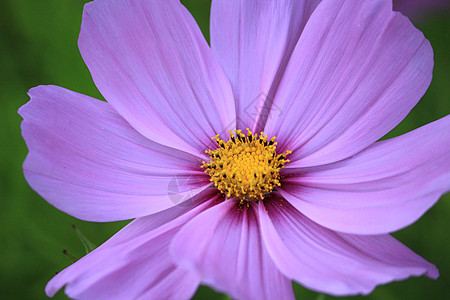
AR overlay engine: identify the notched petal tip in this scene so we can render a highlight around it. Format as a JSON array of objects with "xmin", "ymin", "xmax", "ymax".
[
  {"xmin": 259, "ymin": 196, "xmax": 441, "ymax": 296},
  {"xmin": 20, "ymin": 84, "xmax": 210, "ymax": 222}
]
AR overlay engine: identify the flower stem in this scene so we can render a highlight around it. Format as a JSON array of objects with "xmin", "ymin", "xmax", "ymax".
[{"xmin": 315, "ymin": 294, "xmax": 326, "ymax": 300}]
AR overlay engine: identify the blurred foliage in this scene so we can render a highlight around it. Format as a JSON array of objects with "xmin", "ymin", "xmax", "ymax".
[{"xmin": 0, "ymin": 0, "xmax": 448, "ymax": 299}]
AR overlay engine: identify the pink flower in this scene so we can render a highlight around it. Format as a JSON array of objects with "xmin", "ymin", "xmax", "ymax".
[
  {"xmin": 20, "ymin": 0, "xmax": 449, "ymax": 299},
  {"xmin": 393, "ymin": 0, "xmax": 450, "ymax": 20}
]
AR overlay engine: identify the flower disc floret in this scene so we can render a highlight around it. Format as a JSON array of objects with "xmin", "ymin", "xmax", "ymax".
[{"xmin": 202, "ymin": 129, "xmax": 291, "ymax": 201}]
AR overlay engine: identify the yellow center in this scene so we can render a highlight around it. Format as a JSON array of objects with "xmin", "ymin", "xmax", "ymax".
[{"xmin": 201, "ymin": 129, "xmax": 291, "ymax": 201}]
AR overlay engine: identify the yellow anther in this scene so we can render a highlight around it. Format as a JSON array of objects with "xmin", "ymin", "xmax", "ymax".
[{"xmin": 201, "ymin": 129, "xmax": 291, "ymax": 201}]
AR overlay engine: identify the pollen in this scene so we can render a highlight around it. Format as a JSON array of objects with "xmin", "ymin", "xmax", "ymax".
[{"xmin": 201, "ymin": 129, "xmax": 291, "ymax": 201}]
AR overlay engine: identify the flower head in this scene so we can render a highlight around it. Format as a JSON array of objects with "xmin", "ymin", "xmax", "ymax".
[
  {"xmin": 202, "ymin": 129, "xmax": 291, "ymax": 201},
  {"xmin": 19, "ymin": 0, "xmax": 450, "ymax": 299}
]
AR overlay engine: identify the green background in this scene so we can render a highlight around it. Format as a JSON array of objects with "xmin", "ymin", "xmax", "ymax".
[{"xmin": 1, "ymin": 1, "xmax": 449, "ymax": 299}]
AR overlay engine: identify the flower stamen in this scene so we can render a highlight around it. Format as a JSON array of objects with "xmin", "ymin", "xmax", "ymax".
[{"xmin": 202, "ymin": 129, "xmax": 291, "ymax": 201}]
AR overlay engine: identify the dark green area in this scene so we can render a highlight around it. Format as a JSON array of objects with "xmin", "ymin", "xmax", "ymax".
[{"xmin": 0, "ymin": 1, "xmax": 448, "ymax": 299}]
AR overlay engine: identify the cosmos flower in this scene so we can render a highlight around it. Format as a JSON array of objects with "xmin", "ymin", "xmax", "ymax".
[
  {"xmin": 393, "ymin": 0, "xmax": 450, "ymax": 20},
  {"xmin": 19, "ymin": 0, "xmax": 450, "ymax": 299}
]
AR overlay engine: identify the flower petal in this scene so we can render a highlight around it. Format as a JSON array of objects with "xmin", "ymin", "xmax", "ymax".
[
  {"xmin": 170, "ymin": 200, "xmax": 294, "ymax": 300},
  {"xmin": 280, "ymin": 115, "xmax": 450, "ymax": 234},
  {"xmin": 259, "ymin": 196, "xmax": 438, "ymax": 296},
  {"xmin": 210, "ymin": 0, "xmax": 321, "ymax": 129},
  {"xmin": 20, "ymin": 86, "xmax": 211, "ymax": 222},
  {"xmin": 79, "ymin": 0, "xmax": 235, "ymax": 155},
  {"xmin": 45, "ymin": 192, "xmax": 219, "ymax": 300},
  {"xmin": 264, "ymin": 0, "xmax": 433, "ymax": 167}
]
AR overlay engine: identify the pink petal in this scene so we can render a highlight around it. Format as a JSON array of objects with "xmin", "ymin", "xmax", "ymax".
[
  {"xmin": 210, "ymin": 0, "xmax": 321, "ymax": 129},
  {"xmin": 45, "ymin": 192, "xmax": 220, "ymax": 300},
  {"xmin": 280, "ymin": 115, "xmax": 450, "ymax": 234},
  {"xmin": 259, "ymin": 196, "xmax": 438, "ymax": 296},
  {"xmin": 20, "ymin": 86, "xmax": 211, "ymax": 222},
  {"xmin": 264, "ymin": 0, "xmax": 433, "ymax": 167},
  {"xmin": 170, "ymin": 200, "xmax": 294, "ymax": 300},
  {"xmin": 79, "ymin": 0, "xmax": 235, "ymax": 156}
]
